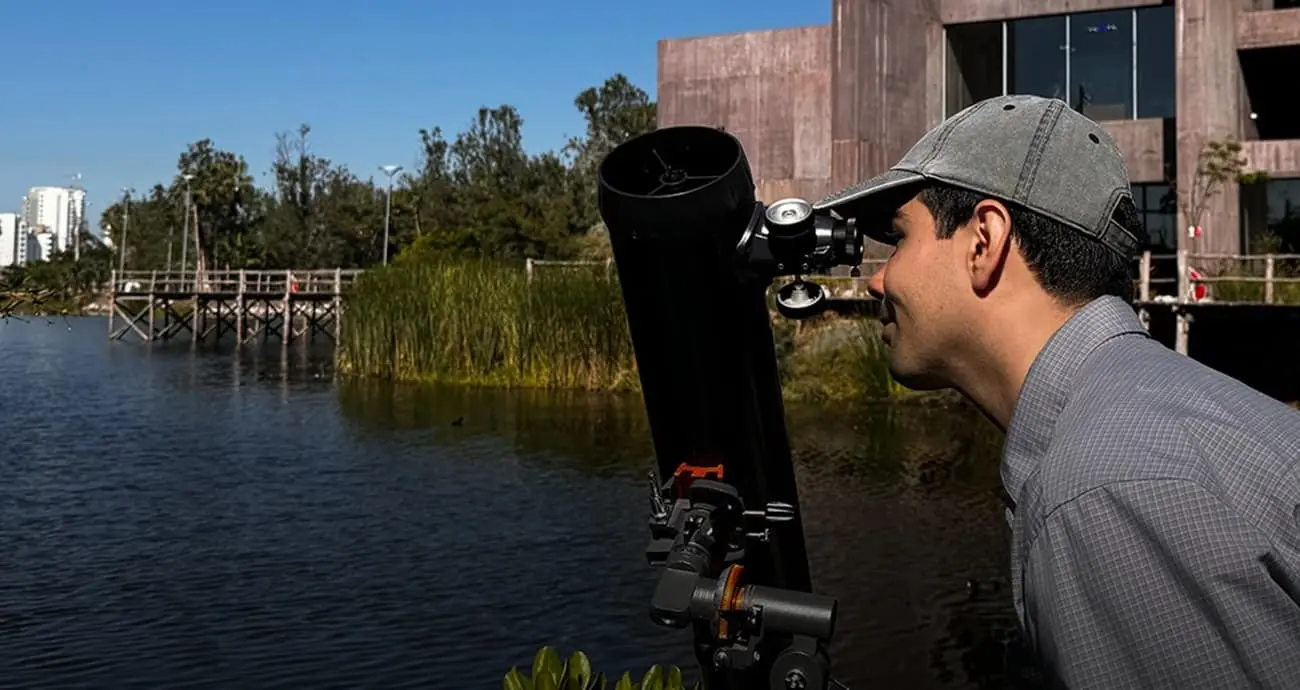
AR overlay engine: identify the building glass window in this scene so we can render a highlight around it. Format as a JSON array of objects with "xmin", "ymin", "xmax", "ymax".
[
  {"xmin": 1007, "ymin": 15, "xmax": 1067, "ymax": 101},
  {"xmin": 1070, "ymin": 9, "xmax": 1134, "ymax": 120},
  {"xmin": 945, "ymin": 21, "xmax": 1003, "ymax": 117},
  {"xmin": 1241, "ymin": 178, "xmax": 1300, "ymax": 254},
  {"xmin": 1134, "ymin": 183, "xmax": 1177, "ymax": 251},
  {"xmin": 1136, "ymin": 5, "xmax": 1175, "ymax": 119},
  {"xmin": 943, "ymin": 7, "xmax": 1175, "ymax": 122}
]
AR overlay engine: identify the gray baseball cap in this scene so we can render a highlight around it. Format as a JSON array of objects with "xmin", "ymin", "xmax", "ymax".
[{"xmin": 813, "ymin": 94, "xmax": 1140, "ymax": 258}]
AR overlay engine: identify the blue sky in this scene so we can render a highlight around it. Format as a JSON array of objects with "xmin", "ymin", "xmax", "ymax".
[{"xmin": 2, "ymin": 0, "xmax": 827, "ymax": 223}]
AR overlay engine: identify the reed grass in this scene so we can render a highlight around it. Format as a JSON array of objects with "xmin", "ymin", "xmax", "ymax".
[
  {"xmin": 337, "ymin": 257, "xmax": 918, "ymax": 401},
  {"xmin": 775, "ymin": 316, "xmax": 915, "ymax": 402},
  {"xmin": 337, "ymin": 257, "xmax": 638, "ymax": 390}
]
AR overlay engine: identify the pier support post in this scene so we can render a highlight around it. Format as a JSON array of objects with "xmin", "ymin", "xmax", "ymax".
[
  {"xmin": 1138, "ymin": 251, "xmax": 1151, "ymax": 302},
  {"xmin": 1175, "ymin": 249, "xmax": 1191, "ymax": 355},
  {"xmin": 108, "ymin": 270, "xmax": 117, "ymax": 336},
  {"xmin": 334, "ymin": 268, "xmax": 343, "ymax": 342},
  {"xmin": 149, "ymin": 271, "xmax": 156, "ymax": 341},
  {"xmin": 236, "ymin": 269, "xmax": 246, "ymax": 345},
  {"xmin": 282, "ymin": 269, "xmax": 293, "ymax": 353},
  {"xmin": 1265, "ymin": 255, "xmax": 1275, "ymax": 304}
]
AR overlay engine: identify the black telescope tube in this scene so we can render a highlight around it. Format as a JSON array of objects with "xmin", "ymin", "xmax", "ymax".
[{"xmin": 597, "ymin": 126, "xmax": 813, "ymax": 594}]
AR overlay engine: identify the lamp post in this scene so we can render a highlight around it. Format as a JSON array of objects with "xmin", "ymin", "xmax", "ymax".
[
  {"xmin": 119, "ymin": 187, "xmax": 134, "ymax": 278},
  {"xmin": 69, "ymin": 173, "xmax": 84, "ymax": 261},
  {"xmin": 379, "ymin": 164, "xmax": 402, "ymax": 265}
]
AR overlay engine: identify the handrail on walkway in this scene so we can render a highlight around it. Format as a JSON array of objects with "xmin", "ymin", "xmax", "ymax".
[{"xmin": 110, "ymin": 268, "xmax": 364, "ymax": 296}]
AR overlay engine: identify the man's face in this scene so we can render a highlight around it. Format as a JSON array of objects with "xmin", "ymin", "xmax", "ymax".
[{"xmin": 864, "ymin": 196, "xmax": 967, "ymax": 390}]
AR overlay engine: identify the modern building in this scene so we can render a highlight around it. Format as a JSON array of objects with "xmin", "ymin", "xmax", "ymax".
[
  {"xmin": 22, "ymin": 185, "xmax": 87, "ymax": 256},
  {"xmin": 656, "ymin": 0, "xmax": 1300, "ymax": 257},
  {"xmin": 0, "ymin": 212, "xmax": 21, "ymax": 268},
  {"xmin": 28, "ymin": 229, "xmax": 54, "ymax": 263}
]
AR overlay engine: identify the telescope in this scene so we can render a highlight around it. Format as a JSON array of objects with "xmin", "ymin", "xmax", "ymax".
[{"xmin": 597, "ymin": 125, "xmax": 868, "ymax": 690}]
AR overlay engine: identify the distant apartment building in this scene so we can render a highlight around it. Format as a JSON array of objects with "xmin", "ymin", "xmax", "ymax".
[
  {"xmin": 22, "ymin": 185, "xmax": 86, "ymax": 256},
  {"xmin": 656, "ymin": 0, "xmax": 1300, "ymax": 257},
  {"xmin": 0, "ymin": 212, "xmax": 21, "ymax": 267},
  {"xmin": 28, "ymin": 230, "xmax": 54, "ymax": 263}
]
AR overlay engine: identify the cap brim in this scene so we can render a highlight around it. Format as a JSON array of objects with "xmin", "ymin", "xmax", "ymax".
[{"xmin": 813, "ymin": 169, "xmax": 926, "ymax": 245}]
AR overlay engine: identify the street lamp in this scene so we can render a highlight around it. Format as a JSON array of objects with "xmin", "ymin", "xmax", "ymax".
[
  {"xmin": 379, "ymin": 164, "xmax": 403, "ymax": 265},
  {"xmin": 69, "ymin": 172, "xmax": 84, "ymax": 261},
  {"xmin": 119, "ymin": 187, "xmax": 134, "ymax": 277}
]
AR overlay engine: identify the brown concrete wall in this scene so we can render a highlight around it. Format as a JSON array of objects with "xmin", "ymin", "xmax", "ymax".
[
  {"xmin": 1102, "ymin": 119, "xmax": 1168, "ymax": 184},
  {"xmin": 657, "ymin": 25, "xmax": 833, "ymax": 205},
  {"xmin": 1243, "ymin": 140, "xmax": 1300, "ymax": 178},
  {"xmin": 830, "ymin": 0, "xmax": 942, "ymax": 192},
  {"xmin": 654, "ymin": 0, "xmax": 1279, "ymax": 257},
  {"xmin": 1177, "ymin": 0, "xmax": 1248, "ymax": 256},
  {"xmin": 939, "ymin": 0, "xmax": 1163, "ymax": 24},
  {"xmin": 1238, "ymin": 8, "xmax": 1300, "ymax": 49}
]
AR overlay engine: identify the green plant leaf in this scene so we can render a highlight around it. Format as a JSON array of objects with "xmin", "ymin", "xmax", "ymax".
[
  {"xmin": 534, "ymin": 646, "xmax": 562, "ymax": 680},
  {"xmin": 503, "ymin": 666, "xmax": 530, "ymax": 690},
  {"xmin": 535, "ymin": 670, "xmax": 559, "ymax": 690},
  {"xmin": 666, "ymin": 666, "xmax": 683, "ymax": 690},
  {"xmin": 567, "ymin": 650, "xmax": 593, "ymax": 687},
  {"xmin": 587, "ymin": 672, "xmax": 607, "ymax": 690},
  {"xmin": 614, "ymin": 671, "xmax": 634, "ymax": 690},
  {"xmin": 641, "ymin": 664, "xmax": 663, "ymax": 690}
]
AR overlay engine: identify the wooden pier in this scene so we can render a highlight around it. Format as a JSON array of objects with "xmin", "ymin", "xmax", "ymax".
[
  {"xmin": 1132, "ymin": 251, "xmax": 1300, "ymax": 355},
  {"xmin": 108, "ymin": 269, "xmax": 363, "ymax": 347}
]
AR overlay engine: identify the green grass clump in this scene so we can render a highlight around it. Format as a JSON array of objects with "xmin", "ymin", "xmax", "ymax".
[
  {"xmin": 337, "ymin": 257, "xmax": 638, "ymax": 391},
  {"xmin": 776, "ymin": 315, "xmax": 915, "ymax": 402},
  {"xmin": 338, "ymin": 256, "xmax": 928, "ymax": 403}
]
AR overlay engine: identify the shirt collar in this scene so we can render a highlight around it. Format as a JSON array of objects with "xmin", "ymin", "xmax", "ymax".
[{"xmin": 1001, "ymin": 295, "xmax": 1151, "ymax": 508}]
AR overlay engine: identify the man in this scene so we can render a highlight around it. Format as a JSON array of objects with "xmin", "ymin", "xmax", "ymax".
[{"xmin": 814, "ymin": 94, "xmax": 1300, "ymax": 688}]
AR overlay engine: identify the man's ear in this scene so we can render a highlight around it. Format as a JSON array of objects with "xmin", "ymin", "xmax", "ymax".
[{"xmin": 966, "ymin": 199, "xmax": 1013, "ymax": 296}]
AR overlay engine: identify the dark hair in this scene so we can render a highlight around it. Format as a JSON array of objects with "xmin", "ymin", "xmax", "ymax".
[{"xmin": 916, "ymin": 183, "xmax": 1143, "ymax": 305}]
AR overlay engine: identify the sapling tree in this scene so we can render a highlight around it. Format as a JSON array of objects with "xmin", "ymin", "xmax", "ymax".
[{"xmin": 1174, "ymin": 139, "xmax": 1269, "ymax": 244}]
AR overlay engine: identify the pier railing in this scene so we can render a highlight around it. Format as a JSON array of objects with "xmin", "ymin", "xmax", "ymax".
[
  {"xmin": 111, "ymin": 269, "xmax": 364, "ymax": 296},
  {"xmin": 524, "ymin": 257, "xmax": 892, "ymax": 298},
  {"xmin": 1135, "ymin": 251, "xmax": 1300, "ymax": 305},
  {"xmin": 111, "ymin": 254, "xmax": 1292, "ymax": 305}
]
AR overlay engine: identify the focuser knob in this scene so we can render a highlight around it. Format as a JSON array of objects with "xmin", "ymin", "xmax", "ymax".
[
  {"xmin": 775, "ymin": 279, "xmax": 827, "ymax": 320},
  {"xmin": 744, "ymin": 501, "xmax": 796, "ymax": 524},
  {"xmin": 742, "ymin": 502, "xmax": 798, "ymax": 541},
  {"xmin": 762, "ymin": 501, "xmax": 796, "ymax": 522}
]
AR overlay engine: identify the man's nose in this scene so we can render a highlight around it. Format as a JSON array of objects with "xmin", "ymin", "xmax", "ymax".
[{"xmin": 865, "ymin": 261, "xmax": 886, "ymax": 301}]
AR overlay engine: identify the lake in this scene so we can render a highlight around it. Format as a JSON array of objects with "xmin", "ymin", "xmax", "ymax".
[{"xmin": 0, "ymin": 315, "xmax": 1034, "ymax": 688}]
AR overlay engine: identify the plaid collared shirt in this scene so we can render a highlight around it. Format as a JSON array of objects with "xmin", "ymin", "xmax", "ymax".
[{"xmin": 1001, "ymin": 295, "xmax": 1300, "ymax": 689}]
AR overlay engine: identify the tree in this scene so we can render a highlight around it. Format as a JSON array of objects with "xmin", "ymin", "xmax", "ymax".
[
  {"xmin": 91, "ymin": 73, "xmax": 657, "ymax": 280},
  {"xmin": 1174, "ymin": 139, "xmax": 1269, "ymax": 243},
  {"xmin": 563, "ymin": 74, "xmax": 658, "ymax": 232}
]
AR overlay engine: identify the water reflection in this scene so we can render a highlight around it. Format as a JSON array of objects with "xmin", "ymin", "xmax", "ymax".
[
  {"xmin": 339, "ymin": 380, "xmax": 655, "ymax": 477},
  {"xmin": 339, "ymin": 379, "xmax": 1038, "ymax": 688},
  {"xmin": 1, "ymin": 317, "xmax": 1036, "ymax": 688}
]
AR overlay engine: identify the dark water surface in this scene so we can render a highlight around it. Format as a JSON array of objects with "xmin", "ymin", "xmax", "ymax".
[{"xmin": 0, "ymin": 316, "xmax": 1030, "ymax": 689}]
